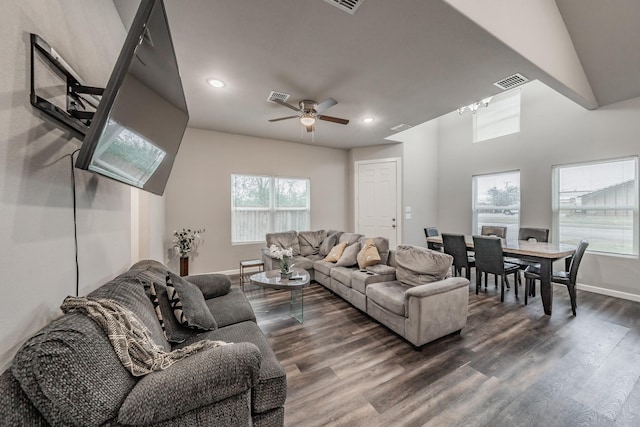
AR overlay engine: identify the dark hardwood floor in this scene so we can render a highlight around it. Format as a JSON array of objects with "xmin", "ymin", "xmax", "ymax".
[{"xmin": 237, "ymin": 275, "xmax": 640, "ymax": 427}]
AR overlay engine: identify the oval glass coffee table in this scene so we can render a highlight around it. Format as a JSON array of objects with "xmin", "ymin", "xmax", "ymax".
[{"xmin": 249, "ymin": 268, "xmax": 310, "ymax": 323}]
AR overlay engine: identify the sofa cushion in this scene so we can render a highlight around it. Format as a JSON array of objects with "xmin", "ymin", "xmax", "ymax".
[
  {"xmin": 330, "ymin": 266, "xmax": 355, "ymax": 287},
  {"xmin": 394, "ymin": 245, "xmax": 453, "ymax": 287},
  {"xmin": 118, "ymin": 343, "xmax": 260, "ymax": 425},
  {"xmin": 166, "ymin": 272, "xmax": 217, "ymax": 331},
  {"xmin": 12, "ymin": 312, "xmax": 138, "ymax": 426},
  {"xmin": 338, "ymin": 232, "xmax": 364, "ymax": 246},
  {"xmin": 298, "ymin": 230, "xmax": 327, "ymax": 256},
  {"xmin": 175, "ymin": 321, "xmax": 287, "ymax": 415},
  {"xmin": 319, "ymin": 234, "xmax": 338, "ymax": 256},
  {"xmin": 366, "ymin": 281, "xmax": 413, "ymax": 316},
  {"xmin": 365, "ymin": 263, "xmax": 396, "ymax": 277},
  {"xmin": 266, "ymin": 230, "xmax": 300, "ymax": 256},
  {"xmin": 313, "ymin": 260, "xmax": 335, "ymax": 276},
  {"xmin": 291, "ymin": 255, "xmax": 315, "ymax": 271},
  {"xmin": 324, "ymin": 242, "xmax": 347, "ymax": 262},
  {"xmin": 357, "ymin": 238, "xmax": 382, "ymax": 269},
  {"xmin": 205, "ymin": 288, "xmax": 257, "ymax": 328},
  {"xmin": 336, "ymin": 242, "xmax": 361, "ymax": 267},
  {"xmin": 183, "ymin": 273, "xmax": 231, "ymax": 299}
]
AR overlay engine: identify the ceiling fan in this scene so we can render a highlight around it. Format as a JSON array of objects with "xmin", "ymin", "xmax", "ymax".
[{"xmin": 269, "ymin": 98, "xmax": 349, "ymax": 132}]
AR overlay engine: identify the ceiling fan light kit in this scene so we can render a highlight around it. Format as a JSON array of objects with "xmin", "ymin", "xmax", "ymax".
[{"xmin": 269, "ymin": 96, "xmax": 349, "ymax": 136}]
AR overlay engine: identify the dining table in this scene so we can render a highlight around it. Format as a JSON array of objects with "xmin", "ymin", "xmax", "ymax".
[{"xmin": 426, "ymin": 235, "xmax": 576, "ymax": 315}]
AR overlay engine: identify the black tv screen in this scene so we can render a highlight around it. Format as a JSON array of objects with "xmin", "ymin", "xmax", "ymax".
[{"xmin": 75, "ymin": 0, "xmax": 188, "ymax": 196}]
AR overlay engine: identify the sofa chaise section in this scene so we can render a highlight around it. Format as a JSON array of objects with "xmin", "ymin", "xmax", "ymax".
[{"xmin": 1, "ymin": 260, "xmax": 286, "ymax": 426}]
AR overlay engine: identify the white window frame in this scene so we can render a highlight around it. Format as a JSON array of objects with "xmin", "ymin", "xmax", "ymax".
[
  {"xmin": 231, "ymin": 174, "xmax": 310, "ymax": 244},
  {"xmin": 473, "ymin": 88, "xmax": 521, "ymax": 143},
  {"xmin": 472, "ymin": 170, "xmax": 521, "ymax": 246},
  {"xmin": 552, "ymin": 157, "xmax": 639, "ymax": 257}
]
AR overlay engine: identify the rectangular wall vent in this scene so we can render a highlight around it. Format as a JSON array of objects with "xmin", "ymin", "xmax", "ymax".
[
  {"xmin": 494, "ymin": 73, "xmax": 529, "ymax": 90},
  {"xmin": 323, "ymin": 0, "xmax": 363, "ymax": 15},
  {"xmin": 390, "ymin": 123, "xmax": 412, "ymax": 132},
  {"xmin": 267, "ymin": 90, "xmax": 290, "ymax": 103}
]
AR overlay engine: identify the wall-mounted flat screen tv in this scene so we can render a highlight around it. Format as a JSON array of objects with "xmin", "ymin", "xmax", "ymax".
[{"xmin": 75, "ymin": 0, "xmax": 188, "ymax": 196}]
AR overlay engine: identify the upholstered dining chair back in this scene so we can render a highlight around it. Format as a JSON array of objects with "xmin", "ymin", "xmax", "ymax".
[
  {"xmin": 518, "ymin": 227, "xmax": 549, "ymax": 242},
  {"xmin": 424, "ymin": 227, "xmax": 439, "ymax": 238},
  {"xmin": 472, "ymin": 235, "xmax": 505, "ymax": 276},
  {"xmin": 481, "ymin": 225, "xmax": 507, "ymax": 239},
  {"xmin": 442, "ymin": 233, "xmax": 474, "ymax": 279}
]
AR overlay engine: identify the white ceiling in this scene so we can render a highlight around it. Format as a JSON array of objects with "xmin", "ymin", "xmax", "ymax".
[{"xmin": 115, "ymin": 0, "xmax": 640, "ymax": 149}]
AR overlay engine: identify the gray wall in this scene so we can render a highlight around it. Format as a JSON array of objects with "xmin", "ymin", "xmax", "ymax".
[
  {"xmin": 0, "ymin": 1, "xmax": 132, "ymax": 370},
  {"xmin": 436, "ymin": 80, "xmax": 640, "ymax": 298},
  {"xmin": 164, "ymin": 128, "xmax": 350, "ymax": 274}
]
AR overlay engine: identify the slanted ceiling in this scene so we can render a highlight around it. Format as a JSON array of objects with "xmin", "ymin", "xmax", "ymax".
[{"xmin": 113, "ymin": 0, "xmax": 640, "ymax": 149}]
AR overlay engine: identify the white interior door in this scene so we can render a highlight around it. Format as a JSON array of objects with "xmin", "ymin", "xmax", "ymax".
[{"xmin": 356, "ymin": 159, "xmax": 400, "ymax": 247}]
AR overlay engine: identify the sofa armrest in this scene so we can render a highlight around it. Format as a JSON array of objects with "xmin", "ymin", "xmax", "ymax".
[
  {"xmin": 118, "ymin": 342, "xmax": 261, "ymax": 425},
  {"xmin": 185, "ymin": 273, "xmax": 231, "ymax": 299},
  {"xmin": 404, "ymin": 277, "xmax": 469, "ymax": 299},
  {"xmin": 261, "ymin": 248, "xmax": 279, "ymax": 271},
  {"xmin": 404, "ymin": 277, "xmax": 469, "ymax": 347}
]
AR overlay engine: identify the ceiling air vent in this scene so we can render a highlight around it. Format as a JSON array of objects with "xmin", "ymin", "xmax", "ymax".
[
  {"xmin": 267, "ymin": 90, "xmax": 290, "ymax": 103},
  {"xmin": 323, "ymin": 0, "xmax": 363, "ymax": 15},
  {"xmin": 494, "ymin": 73, "xmax": 529, "ymax": 90},
  {"xmin": 390, "ymin": 123, "xmax": 412, "ymax": 132}
]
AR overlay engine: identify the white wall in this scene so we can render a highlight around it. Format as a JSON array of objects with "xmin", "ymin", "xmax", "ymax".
[
  {"xmin": 0, "ymin": 1, "xmax": 132, "ymax": 371},
  {"xmin": 397, "ymin": 122, "xmax": 440, "ymax": 246},
  {"xmin": 436, "ymin": 80, "xmax": 640, "ymax": 298},
  {"xmin": 164, "ymin": 128, "xmax": 350, "ymax": 274}
]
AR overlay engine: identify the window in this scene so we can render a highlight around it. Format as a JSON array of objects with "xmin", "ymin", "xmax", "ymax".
[
  {"xmin": 473, "ymin": 171, "xmax": 521, "ymax": 246},
  {"xmin": 553, "ymin": 157, "xmax": 638, "ymax": 256},
  {"xmin": 473, "ymin": 89, "xmax": 521, "ymax": 143},
  {"xmin": 231, "ymin": 174, "xmax": 310, "ymax": 244}
]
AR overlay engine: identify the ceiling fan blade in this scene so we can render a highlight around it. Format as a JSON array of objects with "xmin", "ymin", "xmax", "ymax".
[
  {"xmin": 272, "ymin": 98, "xmax": 301, "ymax": 112},
  {"xmin": 318, "ymin": 115, "xmax": 349, "ymax": 125},
  {"xmin": 268, "ymin": 115, "xmax": 299, "ymax": 122},
  {"xmin": 316, "ymin": 98, "xmax": 337, "ymax": 114},
  {"xmin": 306, "ymin": 124, "xmax": 314, "ymax": 133}
]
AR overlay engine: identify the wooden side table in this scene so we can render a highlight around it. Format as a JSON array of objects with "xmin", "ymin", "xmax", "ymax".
[{"xmin": 239, "ymin": 259, "xmax": 264, "ymax": 291}]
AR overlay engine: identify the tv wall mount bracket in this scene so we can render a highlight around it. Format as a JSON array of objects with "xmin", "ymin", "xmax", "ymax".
[{"xmin": 30, "ymin": 33, "xmax": 104, "ymax": 139}]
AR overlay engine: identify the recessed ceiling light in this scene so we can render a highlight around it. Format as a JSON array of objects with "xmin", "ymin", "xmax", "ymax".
[
  {"xmin": 363, "ymin": 117, "xmax": 375, "ymax": 123},
  {"xmin": 207, "ymin": 78, "xmax": 225, "ymax": 88}
]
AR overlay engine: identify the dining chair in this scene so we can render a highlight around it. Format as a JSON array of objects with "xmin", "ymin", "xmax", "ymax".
[
  {"xmin": 424, "ymin": 227, "xmax": 442, "ymax": 251},
  {"xmin": 506, "ymin": 227, "xmax": 550, "ymax": 294},
  {"xmin": 481, "ymin": 225, "xmax": 507, "ymax": 239},
  {"xmin": 524, "ymin": 240, "xmax": 589, "ymax": 315},
  {"xmin": 472, "ymin": 235, "xmax": 520, "ymax": 302},
  {"xmin": 442, "ymin": 233, "xmax": 475, "ymax": 280},
  {"xmin": 479, "ymin": 225, "xmax": 512, "ymax": 286}
]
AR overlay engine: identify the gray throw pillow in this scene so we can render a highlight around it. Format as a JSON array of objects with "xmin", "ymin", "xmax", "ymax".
[
  {"xmin": 335, "ymin": 242, "xmax": 361, "ymax": 267},
  {"xmin": 394, "ymin": 245, "xmax": 453, "ymax": 286},
  {"xmin": 319, "ymin": 234, "xmax": 337, "ymax": 256},
  {"xmin": 166, "ymin": 272, "xmax": 217, "ymax": 331}
]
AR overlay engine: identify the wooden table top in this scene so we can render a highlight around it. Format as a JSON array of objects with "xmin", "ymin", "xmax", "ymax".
[{"xmin": 427, "ymin": 235, "xmax": 576, "ymax": 259}]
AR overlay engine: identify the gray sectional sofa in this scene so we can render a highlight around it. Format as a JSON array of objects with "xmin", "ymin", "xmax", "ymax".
[
  {"xmin": 263, "ymin": 230, "xmax": 470, "ymax": 347},
  {"xmin": 0, "ymin": 260, "xmax": 286, "ymax": 426}
]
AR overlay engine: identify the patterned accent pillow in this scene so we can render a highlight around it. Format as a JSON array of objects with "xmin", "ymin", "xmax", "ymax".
[
  {"xmin": 148, "ymin": 282, "xmax": 168, "ymax": 341},
  {"xmin": 165, "ymin": 272, "xmax": 217, "ymax": 330}
]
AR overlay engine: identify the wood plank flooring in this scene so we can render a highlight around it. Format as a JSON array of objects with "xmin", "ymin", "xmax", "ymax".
[{"xmin": 237, "ymin": 276, "xmax": 640, "ymax": 427}]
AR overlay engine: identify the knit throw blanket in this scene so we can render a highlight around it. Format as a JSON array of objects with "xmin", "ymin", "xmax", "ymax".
[{"xmin": 61, "ymin": 296, "xmax": 228, "ymax": 377}]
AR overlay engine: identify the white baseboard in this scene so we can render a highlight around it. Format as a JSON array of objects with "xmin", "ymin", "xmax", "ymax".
[
  {"xmin": 188, "ymin": 269, "xmax": 240, "ymax": 277},
  {"xmin": 576, "ymin": 283, "xmax": 640, "ymax": 303}
]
